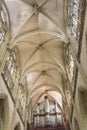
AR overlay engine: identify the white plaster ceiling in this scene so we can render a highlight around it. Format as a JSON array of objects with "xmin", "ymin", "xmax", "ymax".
[{"xmin": 5, "ymin": 0, "xmax": 68, "ymax": 108}]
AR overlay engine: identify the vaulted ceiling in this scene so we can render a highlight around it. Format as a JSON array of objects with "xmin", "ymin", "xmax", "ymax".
[{"xmin": 5, "ymin": 0, "xmax": 68, "ymax": 110}]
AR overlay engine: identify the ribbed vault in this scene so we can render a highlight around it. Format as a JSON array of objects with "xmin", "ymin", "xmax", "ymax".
[{"xmin": 5, "ymin": 0, "xmax": 68, "ymax": 111}]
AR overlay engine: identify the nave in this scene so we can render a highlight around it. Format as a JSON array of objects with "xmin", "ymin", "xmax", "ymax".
[{"xmin": 0, "ymin": 0, "xmax": 87, "ymax": 130}]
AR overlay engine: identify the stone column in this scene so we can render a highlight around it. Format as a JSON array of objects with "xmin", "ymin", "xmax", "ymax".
[{"xmin": 44, "ymin": 96, "xmax": 50, "ymax": 127}]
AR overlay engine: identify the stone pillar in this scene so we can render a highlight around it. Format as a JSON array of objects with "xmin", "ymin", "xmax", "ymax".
[
  {"xmin": 36, "ymin": 103, "xmax": 40, "ymax": 127},
  {"xmin": 44, "ymin": 96, "xmax": 50, "ymax": 127}
]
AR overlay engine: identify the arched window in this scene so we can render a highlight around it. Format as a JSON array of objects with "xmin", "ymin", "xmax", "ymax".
[
  {"xmin": 67, "ymin": 0, "xmax": 85, "ymax": 46},
  {"xmin": 0, "ymin": 2, "xmax": 8, "ymax": 45},
  {"xmin": 2, "ymin": 50, "xmax": 17, "ymax": 94},
  {"xmin": 6, "ymin": 50, "xmax": 17, "ymax": 83},
  {"xmin": 66, "ymin": 45, "xmax": 76, "ymax": 84},
  {"xmin": 18, "ymin": 79, "xmax": 26, "ymax": 121}
]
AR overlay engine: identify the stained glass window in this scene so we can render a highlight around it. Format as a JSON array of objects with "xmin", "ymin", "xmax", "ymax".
[
  {"xmin": 0, "ymin": 2, "xmax": 8, "ymax": 45},
  {"xmin": 18, "ymin": 81, "xmax": 26, "ymax": 121},
  {"xmin": 0, "ymin": 33, "xmax": 3, "ymax": 44},
  {"xmin": 67, "ymin": 0, "xmax": 85, "ymax": 82},
  {"xmin": 2, "ymin": 50, "xmax": 17, "ymax": 93},
  {"xmin": 1, "ymin": 10, "xmax": 6, "ymax": 23},
  {"xmin": 68, "ymin": 0, "xmax": 85, "ymax": 42},
  {"xmin": 66, "ymin": 45, "xmax": 75, "ymax": 83}
]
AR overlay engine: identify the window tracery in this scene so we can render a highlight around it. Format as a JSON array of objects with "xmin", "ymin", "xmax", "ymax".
[
  {"xmin": 0, "ymin": 2, "xmax": 8, "ymax": 45},
  {"xmin": 18, "ymin": 80, "xmax": 26, "ymax": 121},
  {"xmin": 68, "ymin": 0, "xmax": 85, "ymax": 42},
  {"xmin": 2, "ymin": 50, "xmax": 17, "ymax": 94},
  {"xmin": 66, "ymin": 45, "xmax": 76, "ymax": 83}
]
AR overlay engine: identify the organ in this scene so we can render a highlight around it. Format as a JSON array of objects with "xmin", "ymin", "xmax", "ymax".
[{"xmin": 33, "ymin": 96, "xmax": 63, "ymax": 129}]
